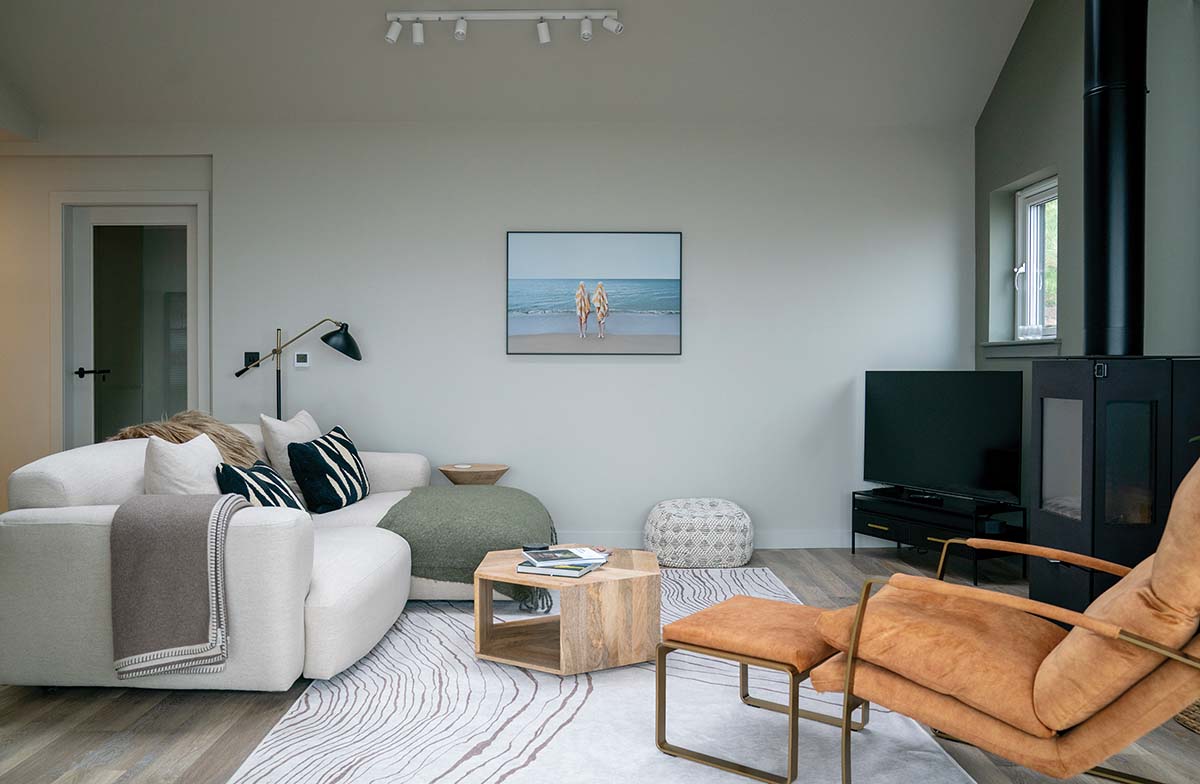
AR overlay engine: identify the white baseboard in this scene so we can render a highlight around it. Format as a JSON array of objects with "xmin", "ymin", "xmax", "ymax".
[{"xmin": 556, "ymin": 529, "xmax": 897, "ymax": 550}]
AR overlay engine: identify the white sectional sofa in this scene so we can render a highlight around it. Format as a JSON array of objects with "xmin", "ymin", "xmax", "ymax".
[{"xmin": 0, "ymin": 425, "xmax": 431, "ymax": 691}]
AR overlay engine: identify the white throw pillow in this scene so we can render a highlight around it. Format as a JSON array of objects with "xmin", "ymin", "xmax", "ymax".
[
  {"xmin": 144, "ymin": 434, "xmax": 223, "ymax": 495},
  {"xmin": 259, "ymin": 409, "xmax": 322, "ymax": 492}
]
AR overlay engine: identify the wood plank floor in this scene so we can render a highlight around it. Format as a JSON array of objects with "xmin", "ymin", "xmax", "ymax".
[{"xmin": 0, "ymin": 547, "xmax": 1196, "ymax": 783}]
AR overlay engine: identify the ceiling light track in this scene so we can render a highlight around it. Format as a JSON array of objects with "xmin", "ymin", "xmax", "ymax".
[{"xmin": 384, "ymin": 8, "xmax": 623, "ymax": 44}]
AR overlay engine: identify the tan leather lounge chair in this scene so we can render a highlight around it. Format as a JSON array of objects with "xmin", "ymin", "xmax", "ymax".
[{"xmin": 811, "ymin": 461, "xmax": 1200, "ymax": 784}]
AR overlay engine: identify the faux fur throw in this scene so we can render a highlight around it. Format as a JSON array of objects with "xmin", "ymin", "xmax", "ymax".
[{"xmin": 110, "ymin": 410, "xmax": 259, "ymax": 468}]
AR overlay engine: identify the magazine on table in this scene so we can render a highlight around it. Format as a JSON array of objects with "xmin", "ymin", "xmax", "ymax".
[
  {"xmin": 516, "ymin": 562, "xmax": 603, "ymax": 578},
  {"xmin": 521, "ymin": 547, "xmax": 609, "ymax": 567}
]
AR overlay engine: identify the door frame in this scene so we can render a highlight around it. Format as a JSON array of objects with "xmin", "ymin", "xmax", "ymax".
[{"xmin": 49, "ymin": 191, "xmax": 211, "ymax": 450}]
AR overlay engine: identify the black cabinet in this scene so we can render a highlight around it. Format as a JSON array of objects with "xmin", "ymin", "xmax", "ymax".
[
  {"xmin": 851, "ymin": 489, "xmax": 1027, "ymax": 584},
  {"xmin": 1030, "ymin": 357, "xmax": 1200, "ymax": 610}
]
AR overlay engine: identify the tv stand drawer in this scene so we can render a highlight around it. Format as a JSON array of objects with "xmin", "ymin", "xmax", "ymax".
[{"xmin": 852, "ymin": 511, "xmax": 908, "ymax": 541}]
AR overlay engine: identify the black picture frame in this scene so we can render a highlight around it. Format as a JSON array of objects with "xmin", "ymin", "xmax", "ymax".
[{"xmin": 506, "ymin": 231, "xmax": 683, "ymax": 356}]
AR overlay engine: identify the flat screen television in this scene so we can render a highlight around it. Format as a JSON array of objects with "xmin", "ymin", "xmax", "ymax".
[{"xmin": 864, "ymin": 371, "xmax": 1023, "ymax": 504}]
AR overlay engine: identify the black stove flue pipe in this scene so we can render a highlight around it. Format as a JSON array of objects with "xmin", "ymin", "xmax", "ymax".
[{"xmin": 1083, "ymin": 0, "xmax": 1148, "ymax": 356}]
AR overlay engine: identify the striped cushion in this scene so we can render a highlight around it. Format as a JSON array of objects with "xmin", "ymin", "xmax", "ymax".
[
  {"xmin": 215, "ymin": 460, "xmax": 304, "ymax": 509},
  {"xmin": 287, "ymin": 426, "xmax": 371, "ymax": 514}
]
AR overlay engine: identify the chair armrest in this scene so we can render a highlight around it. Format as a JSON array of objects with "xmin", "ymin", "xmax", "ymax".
[
  {"xmin": 934, "ymin": 537, "xmax": 1131, "ymax": 579},
  {"xmin": 359, "ymin": 451, "xmax": 431, "ymax": 492},
  {"xmin": 964, "ymin": 538, "xmax": 1132, "ymax": 577},
  {"xmin": 890, "ymin": 573, "xmax": 1121, "ymax": 638}
]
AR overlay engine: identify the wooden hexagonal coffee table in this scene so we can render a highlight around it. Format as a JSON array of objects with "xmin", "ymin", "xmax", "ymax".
[{"xmin": 473, "ymin": 546, "xmax": 662, "ymax": 676}]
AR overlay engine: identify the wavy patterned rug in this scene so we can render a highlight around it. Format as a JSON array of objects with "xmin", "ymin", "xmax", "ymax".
[{"xmin": 231, "ymin": 569, "xmax": 972, "ymax": 783}]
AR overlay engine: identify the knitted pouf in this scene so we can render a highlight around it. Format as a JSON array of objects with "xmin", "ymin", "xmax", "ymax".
[{"xmin": 644, "ymin": 498, "xmax": 754, "ymax": 568}]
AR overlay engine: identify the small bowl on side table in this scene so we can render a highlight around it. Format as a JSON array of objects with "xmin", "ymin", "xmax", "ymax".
[{"xmin": 438, "ymin": 463, "xmax": 509, "ymax": 485}]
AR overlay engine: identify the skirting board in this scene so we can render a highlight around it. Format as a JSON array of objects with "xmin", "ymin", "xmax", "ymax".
[{"xmin": 556, "ymin": 529, "xmax": 891, "ymax": 550}]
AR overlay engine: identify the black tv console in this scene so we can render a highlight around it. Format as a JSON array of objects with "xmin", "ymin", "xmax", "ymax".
[{"xmin": 851, "ymin": 488, "xmax": 1028, "ymax": 585}]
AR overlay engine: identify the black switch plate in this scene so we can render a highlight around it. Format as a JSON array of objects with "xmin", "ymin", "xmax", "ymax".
[{"xmin": 244, "ymin": 351, "xmax": 260, "ymax": 367}]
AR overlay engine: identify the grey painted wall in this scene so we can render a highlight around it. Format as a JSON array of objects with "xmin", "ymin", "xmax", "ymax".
[
  {"xmin": 205, "ymin": 123, "xmax": 975, "ymax": 547},
  {"xmin": 0, "ymin": 122, "xmax": 974, "ymax": 544},
  {"xmin": 974, "ymin": 0, "xmax": 1200, "ymax": 508}
]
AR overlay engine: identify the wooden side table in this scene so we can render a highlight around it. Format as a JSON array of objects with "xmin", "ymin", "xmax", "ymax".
[
  {"xmin": 438, "ymin": 463, "xmax": 509, "ymax": 485},
  {"xmin": 473, "ymin": 546, "xmax": 661, "ymax": 676}
]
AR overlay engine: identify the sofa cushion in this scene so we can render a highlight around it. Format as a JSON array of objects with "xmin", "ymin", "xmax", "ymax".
[
  {"xmin": 305, "ymin": 527, "xmax": 411, "ymax": 679},
  {"xmin": 259, "ymin": 410, "xmax": 321, "ymax": 494},
  {"xmin": 312, "ymin": 490, "xmax": 410, "ymax": 529},
  {"xmin": 7, "ymin": 439, "xmax": 148, "ymax": 510},
  {"xmin": 663, "ymin": 595, "xmax": 835, "ymax": 672},
  {"xmin": 144, "ymin": 434, "xmax": 222, "ymax": 495},
  {"xmin": 288, "ymin": 427, "xmax": 370, "ymax": 514},
  {"xmin": 1034, "ymin": 555, "xmax": 1200, "ymax": 731},
  {"xmin": 817, "ymin": 584, "xmax": 1067, "ymax": 738},
  {"xmin": 217, "ymin": 460, "xmax": 304, "ymax": 509}
]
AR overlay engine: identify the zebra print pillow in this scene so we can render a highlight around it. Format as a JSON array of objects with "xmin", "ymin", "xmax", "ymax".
[
  {"xmin": 287, "ymin": 426, "xmax": 371, "ymax": 514},
  {"xmin": 215, "ymin": 460, "xmax": 304, "ymax": 509}
]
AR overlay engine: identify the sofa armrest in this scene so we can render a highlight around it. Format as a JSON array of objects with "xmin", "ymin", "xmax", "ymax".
[
  {"xmin": 0, "ymin": 504, "xmax": 314, "ymax": 690},
  {"xmin": 360, "ymin": 451, "xmax": 431, "ymax": 492}
]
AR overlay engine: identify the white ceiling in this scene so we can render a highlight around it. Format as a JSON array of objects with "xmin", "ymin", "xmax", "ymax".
[{"xmin": 0, "ymin": 0, "xmax": 1031, "ymax": 128}]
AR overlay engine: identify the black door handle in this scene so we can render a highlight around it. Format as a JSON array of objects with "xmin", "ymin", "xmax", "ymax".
[{"xmin": 75, "ymin": 367, "xmax": 112, "ymax": 379}]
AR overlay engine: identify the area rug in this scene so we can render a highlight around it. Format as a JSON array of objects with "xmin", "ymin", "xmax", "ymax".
[{"xmin": 230, "ymin": 569, "xmax": 973, "ymax": 783}]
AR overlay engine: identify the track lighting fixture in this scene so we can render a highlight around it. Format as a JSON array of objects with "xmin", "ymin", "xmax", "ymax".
[{"xmin": 383, "ymin": 10, "xmax": 622, "ymax": 46}]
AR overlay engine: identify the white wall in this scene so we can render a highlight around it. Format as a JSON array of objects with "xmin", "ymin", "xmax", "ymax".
[
  {"xmin": 0, "ymin": 155, "xmax": 211, "ymax": 510},
  {"xmin": 0, "ymin": 74, "xmax": 35, "ymax": 141},
  {"xmin": 1, "ymin": 123, "xmax": 974, "ymax": 545}
]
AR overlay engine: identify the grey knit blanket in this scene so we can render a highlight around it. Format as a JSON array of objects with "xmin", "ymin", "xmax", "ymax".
[{"xmin": 111, "ymin": 493, "xmax": 247, "ymax": 679}]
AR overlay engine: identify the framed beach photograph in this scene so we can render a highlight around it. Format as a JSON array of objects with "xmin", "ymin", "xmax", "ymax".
[{"xmin": 506, "ymin": 231, "xmax": 682, "ymax": 355}]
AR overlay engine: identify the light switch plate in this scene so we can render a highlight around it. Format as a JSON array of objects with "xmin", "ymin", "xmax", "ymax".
[{"xmin": 294, "ymin": 352, "xmax": 310, "ymax": 368}]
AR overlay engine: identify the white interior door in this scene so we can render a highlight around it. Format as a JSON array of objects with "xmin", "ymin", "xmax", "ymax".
[{"xmin": 64, "ymin": 205, "xmax": 202, "ymax": 448}]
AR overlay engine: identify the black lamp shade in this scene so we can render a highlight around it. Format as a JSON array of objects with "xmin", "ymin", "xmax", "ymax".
[{"xmin": 321, "ymin": 323, "xmax": 362, "ymax": 361}]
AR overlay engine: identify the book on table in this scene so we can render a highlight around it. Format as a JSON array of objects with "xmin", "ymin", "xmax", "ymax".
[
  {"xmin": 521, "ymin": 547, "xmax": 608, "ymax": 567},
  {"xmin": 516, "ymin": 561, "xmax": 603, "ymax": 578}
]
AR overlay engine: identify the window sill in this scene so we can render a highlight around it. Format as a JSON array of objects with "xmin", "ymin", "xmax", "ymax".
[
  {"xmin": 981, "ymin": 339, "xmax": 1060, "ymax": 347},
  {"xmin": 980, "ymin": 338, "xmax": 1062, "ymax": 359}
]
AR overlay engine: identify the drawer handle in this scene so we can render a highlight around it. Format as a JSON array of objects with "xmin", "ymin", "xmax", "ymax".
[
  {"xmin": 867, "ymin": 523, "xmax": 889, "ymax": 532},
  {"xmin": 927, "ymin": 536, "xmax": 949, "ymax": 544}
]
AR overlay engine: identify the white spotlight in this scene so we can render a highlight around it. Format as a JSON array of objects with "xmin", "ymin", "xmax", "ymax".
[
  {"xmin": 385, "ymin": 20, "xmax": 403, "ymax": 44},
  {"xmin": 454, "ymin": 17, "xmax": 467, "ymax": 41},
  {"xmin": 602, "ymin": 16, "xmax": 623, "ymax": 35},
  {"xmin": 536, "ymin": 18, "xmax": 551, "ymax": 44},
  {"xmin": 412, "ymin": 20, "xmax": 424, "ymax": 45},
  {"xmin": 580, "ymin": 17, "xmax": 593, "ymax": 41}
]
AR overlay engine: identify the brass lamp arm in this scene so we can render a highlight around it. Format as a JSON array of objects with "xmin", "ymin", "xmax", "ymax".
[{"xmin": 235, "ymin": 318, "xmax": 344, "ymax": 375}]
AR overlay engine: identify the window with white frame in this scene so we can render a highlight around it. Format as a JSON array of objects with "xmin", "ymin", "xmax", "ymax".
[{"xmin": 1014, "ymin": 177, "xmax": 1058, "ymax": 340}]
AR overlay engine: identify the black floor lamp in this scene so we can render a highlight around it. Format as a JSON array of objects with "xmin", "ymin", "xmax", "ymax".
[{"xmin": 235, "ymin": 318, "xmax": 362, "ymax": 419}]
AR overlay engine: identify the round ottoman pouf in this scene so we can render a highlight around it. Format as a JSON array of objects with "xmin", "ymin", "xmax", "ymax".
[{"xmin": 644, "ymin": 498, "xmax": 754, "ymax": 568}]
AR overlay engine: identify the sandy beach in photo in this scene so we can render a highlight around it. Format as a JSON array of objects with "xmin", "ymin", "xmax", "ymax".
[
  {"xmin": 508, "ymin": 333, "xmax": 680, "ymax": 354},
  {"xmin": 507, "ymin": 311, "xmax": 680, "ymax": 354}
]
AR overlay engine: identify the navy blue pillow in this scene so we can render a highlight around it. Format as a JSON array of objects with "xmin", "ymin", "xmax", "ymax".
[
  {"xmin": 287, "ymin": 426, "xmax": 371, "ymax": 514},
  {"xmin": 216, "ymin": 460, "xmax": 304, "ymax": 509}
]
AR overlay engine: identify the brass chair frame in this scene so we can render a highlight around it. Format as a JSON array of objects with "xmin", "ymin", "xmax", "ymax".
[
  {"xmin": 837, "ymin": 538, "xmax": 1200, "ymax": 784},
  {"xmin": 657, "ymin": 639, "xmax": 869, "ymax": 784}
]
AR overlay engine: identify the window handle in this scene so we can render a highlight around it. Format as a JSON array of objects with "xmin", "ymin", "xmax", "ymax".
[{"xmin": 1013, "ymin": 263, "xmax": 1026, "ymax": 291}]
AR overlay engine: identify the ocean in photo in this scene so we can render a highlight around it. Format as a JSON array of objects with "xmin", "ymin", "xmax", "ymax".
[{"xmin": 507, "ymin": 278, "xmax": 680, "ymax": 337}]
